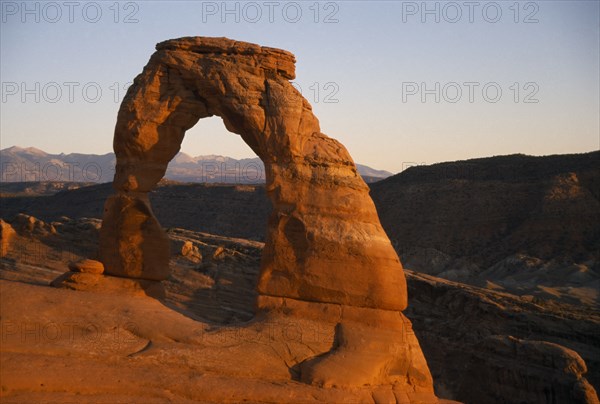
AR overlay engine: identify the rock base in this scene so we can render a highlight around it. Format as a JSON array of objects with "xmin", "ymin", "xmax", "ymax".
[{"xmin": 258, "ymin": 295, "xmax": 436, "ymax": 396}]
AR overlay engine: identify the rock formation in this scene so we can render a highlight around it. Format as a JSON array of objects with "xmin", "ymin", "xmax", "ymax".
[
  {"xmin": 405, "ymin": 269, "xmax": 600, "ymax": 403},
  {"xmin": 0, "ymin": 219, "xmax": 16, "ymax": 257},
  {"xmin": 98, "ymin": 36, "xmax": 407, "ymax": 310},
  {"xmin": 458, "ymin": 336, "xmax": 599, "ymax": 403},
  {"xmin": 55, "ymin": 36, "xmax": 437, "ymax": 397}
]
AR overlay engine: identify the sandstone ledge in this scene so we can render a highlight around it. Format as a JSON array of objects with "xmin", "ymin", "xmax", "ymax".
[{"xmin": 52, "ymin": 271, "xmax": 165, "ymax": 299}]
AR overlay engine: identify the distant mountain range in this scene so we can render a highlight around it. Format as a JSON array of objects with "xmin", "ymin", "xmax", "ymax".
[{"xmin": 0, "ymin": 146, "xmax": 392, "ymax": 184}]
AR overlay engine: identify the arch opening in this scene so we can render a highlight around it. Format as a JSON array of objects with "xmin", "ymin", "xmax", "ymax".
[
  {"xmin": 181, "ymin": 116, "xmax": 258, "ymax": 161},
  {"xmin": 167, "ymin": 115, "xmax": 264, "ymax": 184}
]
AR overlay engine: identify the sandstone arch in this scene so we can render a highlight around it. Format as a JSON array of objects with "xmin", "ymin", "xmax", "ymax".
[
  {"xmin": 98, "ymin": 37, "xmax": 408, "ymax": 311},
  {"xmin": 94, "ymin": 37, "xmax": 437, "ymax": 394}
]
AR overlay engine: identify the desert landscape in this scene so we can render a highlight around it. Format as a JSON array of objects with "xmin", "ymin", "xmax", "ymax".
[
  {"xmin": 2, "ymin": 148, "xmax": 599, "ymax": 403},
  {"xmin": 2, "ymin": 2, "xmax": 599, "ymax": 404}
]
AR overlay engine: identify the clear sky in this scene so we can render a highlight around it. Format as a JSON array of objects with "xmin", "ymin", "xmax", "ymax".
[{"xmin": 1, "ymin": 0, "xmax": 598, "ymax": 173}]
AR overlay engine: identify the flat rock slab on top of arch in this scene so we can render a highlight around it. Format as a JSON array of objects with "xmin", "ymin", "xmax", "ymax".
[{"xmin": 98, "ymin": 36, "xmax": 408, "ymax": 312}]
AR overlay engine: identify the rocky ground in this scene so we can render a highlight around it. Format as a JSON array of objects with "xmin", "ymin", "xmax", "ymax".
[
  {"xmin": 0, "ymin": 215, "xmax": 445, "ymax": 403},
  {"xmin": 1, "ymin": 215, "xmax": 598, "ymax": 403}
]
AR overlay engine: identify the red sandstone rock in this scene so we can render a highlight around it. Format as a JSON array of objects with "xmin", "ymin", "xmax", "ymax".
[
  {"xmin": 68, "ymin": 259, "xmax": 105, "ymax": 274},
  {"xmin": 0, "ymin": 220, "xmax": 16, "ymax": 258}
]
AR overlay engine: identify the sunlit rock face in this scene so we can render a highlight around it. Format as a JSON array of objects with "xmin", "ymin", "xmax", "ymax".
[{"xmin": 96, "ymin": 36, "xmax": 437, "ymax": 395}]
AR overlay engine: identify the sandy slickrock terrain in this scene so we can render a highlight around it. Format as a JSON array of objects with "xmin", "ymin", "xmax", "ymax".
[
  {"xmin": 1, "ymin": 215, "xmax": 598, "ymax": 403},
  {"xmin": 1, "ymin": 216, "xmax": 451, "ymax": 403}
]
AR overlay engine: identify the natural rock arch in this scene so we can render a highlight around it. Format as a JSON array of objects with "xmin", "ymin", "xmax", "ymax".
[
  {"xmin": 91, "ymin": 37, "xmax": 438, "ymax": 394},
  {"xmin": 98, "ymin": 37, "xmax": 408, "ymax": 311}
]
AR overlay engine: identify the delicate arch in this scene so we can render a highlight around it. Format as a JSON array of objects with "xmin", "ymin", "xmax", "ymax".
[{"xmin": 99, "ymin": 37, "xmax": 407, "ymax": 311}]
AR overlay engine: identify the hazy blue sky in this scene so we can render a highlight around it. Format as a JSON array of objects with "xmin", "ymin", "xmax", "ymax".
[{"xmin": 1, "ymin": 1, "xmax": 598, "ymax": 172}]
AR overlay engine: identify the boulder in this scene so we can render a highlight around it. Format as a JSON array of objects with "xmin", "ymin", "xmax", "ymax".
[{"xmin": 68, "ymin": 259, "xmax": 105, "ymax": 274}]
